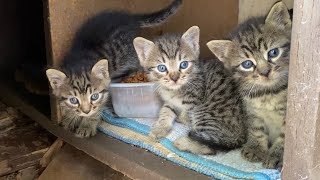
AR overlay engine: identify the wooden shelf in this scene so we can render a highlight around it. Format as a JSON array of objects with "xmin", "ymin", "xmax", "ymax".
[{"xmin": 0, "ymin": 81, "xmax": 211, "ymax": 180}]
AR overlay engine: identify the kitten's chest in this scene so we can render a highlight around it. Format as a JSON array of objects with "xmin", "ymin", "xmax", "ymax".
[
  {"xmin": 246, "ymin": 90, "xmax": 287, "ymax": 132},
  {"xmin": 159, "ymin": 90, "xmax": 186, "ymax": 111}
]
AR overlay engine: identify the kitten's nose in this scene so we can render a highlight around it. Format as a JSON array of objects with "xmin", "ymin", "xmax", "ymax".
[
  {"xmin": 81, "ymin": 107, "xmax": 91, "ymax": 114},
  {"xmin": 169, "ymin": 72, "xmax": 180, "ymax": 82},
  {"xmin": 258, "ymin": 68, "xmax": 271, "ymax": 77}
]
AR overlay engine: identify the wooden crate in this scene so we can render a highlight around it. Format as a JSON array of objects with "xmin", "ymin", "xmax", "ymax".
[{"xmin": 2, "ymin": 0, "xmax": 320, "ymax": 179}]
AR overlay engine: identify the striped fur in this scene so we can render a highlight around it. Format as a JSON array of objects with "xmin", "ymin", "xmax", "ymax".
[
  {"xmin": 134, "ymin": 26, "xmax": 246, "ymax": 155},
  {"xmin": 207, "ymin": 2, "xmax": 291, "ymax": 169},
  {"xmin": 46, "ymin": 0, "xmax": 182, "ymax": 138}
]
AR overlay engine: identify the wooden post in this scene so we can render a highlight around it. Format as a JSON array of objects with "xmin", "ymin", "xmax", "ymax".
[{"xmin": 282, "ymin": 0, "xmax": 320, "ymax": 179}]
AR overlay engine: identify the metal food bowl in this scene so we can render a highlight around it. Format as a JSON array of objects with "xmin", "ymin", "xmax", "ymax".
[{"xmin": 109, "ymin": 83, "xmax": 162, "ymax": 118}]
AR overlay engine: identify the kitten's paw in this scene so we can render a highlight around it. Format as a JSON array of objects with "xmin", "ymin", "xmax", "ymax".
[
  {"xmin": 173, "ymin": 136, "xmax": 215, "ymax": 155},
  {"xmin": 149, "ymin": 125, "xmax": 172, "ymax": 139},
  {"xmin": 241, "ymin": 146, "xmax": 263, "ymax": 162},
  {"xmin": 75, "ymin": 127, "xmax": 97, "ymax": 138},
  {"xmin": 263, "ymin": 154, "xmax": 283, "ymax": 169}
]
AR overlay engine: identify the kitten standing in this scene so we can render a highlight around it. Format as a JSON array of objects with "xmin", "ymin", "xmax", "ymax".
[
  {"xmin": 46, "ymin": 0, "xmax": 182, "ymax": 137},
  {"xmin": 207, "ymin": 2, "xmax": 291, "ymax": 168},
  {"xmin": 134, "ymin": 26, "xmax": 246, "ymax": 154}
]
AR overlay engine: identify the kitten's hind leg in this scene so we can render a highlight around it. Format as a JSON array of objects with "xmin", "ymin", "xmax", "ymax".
[
  {"xmin": 150, "ymin": 104, "xmax": 176, "ymax": 139},
  {"xmin": 173, "ymin": 136, "xmax": 215, "ymax": 155}
]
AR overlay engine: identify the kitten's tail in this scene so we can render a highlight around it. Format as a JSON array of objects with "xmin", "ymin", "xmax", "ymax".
[
  {"xmin": 188, "ymin": 129, "xmax": 246, "ymax": 150},
  {"xmin": 137, "ymin": 0, "xmax": 182, "ymax": 28}
]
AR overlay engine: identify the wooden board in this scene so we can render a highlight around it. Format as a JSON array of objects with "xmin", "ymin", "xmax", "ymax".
[
  {"xmin": 238, "ymin": 0, "xmax": 293, "ymax": 23},
  {"xmin": 0, "ymin": 82, "xmax": 211, "ymax": 180},
  {"xmin": 282, "ymin": 0, "xmax": 320, "ymax": 179},
  {"xmin": 39, "ymin": 144, "xmax": 130, "ymax": 180},
  {"xmin": 0, "ymin": 103, "xmax": 54, "ymax": 176}
]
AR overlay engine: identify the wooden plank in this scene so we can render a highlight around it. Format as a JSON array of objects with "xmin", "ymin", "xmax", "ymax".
[
  {"xmin": 238, "ymin": 0, "xmax": 293, "ymax": 23},
  {"xmin": 0, "ymin": 102, "xmax": 54, "ymax": 176},
  {"xmin": 39, "ymin": 144, "xmax": 130, "ymax": 180},
  {"xmin": 40, "ymin": 138, "xmax": 64, "ymax": 168},
  {"xmin": 0, "ymin": 82, "xmax": 211, "ymax": 180},
  {"xmin": 43, "ymin": 0, "xmax": 61, "ymax": 124},
  {"xmin": 282, "ymin": 0, "xmax": 320, "ymax": 179}
]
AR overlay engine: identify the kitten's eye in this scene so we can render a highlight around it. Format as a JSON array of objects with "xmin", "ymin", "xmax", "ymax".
[
  {"xmin": 268, "ymin": 48, "xmax": 280, "ymax": 59},
  {"xmin": 91, "ymin": 93, "xmax": 100, "ymax": 101},
  {"xmin": 69, "ymin": 97, "xmax": 79, "ymax": 104},
  {"xmin": 180, "ymin": 61, "xmax": 189, "ymax": 69},
  {"xmin": 157, "ymin": 64, "xmax": 167, "ymax": 72},
  {"xmin": 241, "ymin": 60, "xmax": 254, "ymax": 69}
]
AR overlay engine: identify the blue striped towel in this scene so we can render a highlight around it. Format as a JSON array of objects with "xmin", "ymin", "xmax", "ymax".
[{"xmin": 99, "ymin": 112, "xmax": 281, "ymax": 180}]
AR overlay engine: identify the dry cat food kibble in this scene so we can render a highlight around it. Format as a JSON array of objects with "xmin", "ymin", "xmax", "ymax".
[{"xmin": 121, "ymin": 72, "xmax": 149, "ymax": 83}]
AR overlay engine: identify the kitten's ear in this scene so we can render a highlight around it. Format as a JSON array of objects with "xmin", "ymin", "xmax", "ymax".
[
  {"xmin": 206, "ymin": 40, "xmax": 233, "ymax": 62},
  {"xmin": 91, "ymin": 59, "xmax": 110, "ymax": 80},
  {"xmin": 133, "ymin": 37, "xmax": 155, "ymax": 66},
  {"xmin": 46, "ymin": 69, "xmax": 67, "ymax": 89},
  {"xmin": 265, "ymin": 2, "xmax": 291, "ymax": 30},
  {"xmin": 181, "ymin": 26, "xmax": 200, "ymax": 56}
]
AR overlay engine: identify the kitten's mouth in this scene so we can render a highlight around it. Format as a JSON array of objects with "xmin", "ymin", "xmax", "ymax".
[
  {"xmin": 167, "ymin": 80, "xmax": 183, "ymax": 89},
  {"xmin": 79, "ymin": 111, "xmax": 98, "ymax": 117}
]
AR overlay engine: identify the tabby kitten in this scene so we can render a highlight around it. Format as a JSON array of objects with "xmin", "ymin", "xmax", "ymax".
[
  {"xmin": 207, "ymin": 2, "xmax": 291, "ymax": 168},
  {"xmin": 133, "ymin": 26, "xmax": 246, "ymax": 154},
  {"xmin": 46, "ymin": 0, "xmax": 182, "ymax": 138}
]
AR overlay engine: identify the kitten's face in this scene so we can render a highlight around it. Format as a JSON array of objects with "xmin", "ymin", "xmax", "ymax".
[
  {"xmin": 207, "ymin": 2, "xmax": 291, "ymax": 97},
  {"xmin": 133, "ymin": 26, "xmax": 200, "ymax": 90},
  {"xmin": 46, "ymin": 60, "xmax": 110, "ymax": 117}
]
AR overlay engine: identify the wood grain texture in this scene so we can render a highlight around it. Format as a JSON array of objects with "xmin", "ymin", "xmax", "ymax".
[
  {"xmin": 282, "ymin": 0, "xmax": 320, "ymax": 179},
  {"xmin": 238, "ymin": 0, "xmax": 293, "ymax": 23}
]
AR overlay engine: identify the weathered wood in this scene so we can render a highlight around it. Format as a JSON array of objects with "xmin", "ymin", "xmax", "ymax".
[
  {"xmin": 40, "ymin": 138, "xmax": 64, "ymax": 168},
  {"xmin": 38, "ymin": 144, "xmax": 130, "ymax": 180},
  {"xmin": 0, "ymin": 148, "xmax": 48, "ymax": 176},
  {"xmin": 0, "ymin": 82, "xmax": 211, "ymax": 180},
  {"xmin": 282, "ymin": 0, "xmax": 320, "ymax": 179},
  {"xmin": 0, "ymin": 102, "xmax": 54, "ymax": 176},
  {"xmin": 1, "ymin": 166, "xmax": 40, "ymax": 180},
  {"xmin": 238, "ymin": 0, "xmax": 293, "ymax": 23}
]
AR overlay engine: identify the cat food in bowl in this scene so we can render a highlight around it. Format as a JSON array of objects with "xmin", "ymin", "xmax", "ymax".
[{"xmin": 110, "ymin": 82, "xmax": 162, "ymax": 118}]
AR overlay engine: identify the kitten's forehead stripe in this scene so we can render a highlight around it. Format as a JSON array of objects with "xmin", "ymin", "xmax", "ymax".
[
  {"xmin": 257, "ymin": 37, "xmax": 263, "ymax": 50},
  {"xmin": 161, "ymin": 55, "xmax": 166, "ymax": 63},
  {"xmin": 241, "ymin": 45, "xmax": 254, "ymax": 55}
]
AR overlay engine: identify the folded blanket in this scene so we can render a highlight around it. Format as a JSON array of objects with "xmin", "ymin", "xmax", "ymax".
[{"xmin": 99, "ymin": 113, "xmax": 281, "ymax": 180}]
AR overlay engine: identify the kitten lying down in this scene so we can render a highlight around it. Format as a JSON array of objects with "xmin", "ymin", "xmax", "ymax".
[{"xmin": 133, "ymin": 26, "xmax": 247, "ymax": 155}]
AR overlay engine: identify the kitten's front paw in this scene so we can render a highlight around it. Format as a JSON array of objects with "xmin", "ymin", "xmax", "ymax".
[
  {"xmin": 176, "ymin": 111, "xmax": 191, "ymax": 125},
  {"xmin": 75, "ymin": 127, "xmax": 97, "ymax": 138},
  {"xmin": 241, "ymin": 145, "xmax": 263, "ymax": 162},
  {"xmin": 263, "ymin": 155, "xmax": 282, "ymax": 169},
  {"xmin": 173, "ymin": 136, "xmax": 215, "ymax": 155},
  {"xmin": 149, "ymin": 125, "xmax": 171, "ymax": 139}
]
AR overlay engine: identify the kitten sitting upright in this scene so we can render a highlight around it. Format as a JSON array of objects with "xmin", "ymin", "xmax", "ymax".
[
  {"xmin": 207, "ymin": 2, "xmax": 291, "ymax": 169},
  {"xmin": 46, "ymin": 0, "xmax": 182, "ymax": 138},
  {"xmin": 133, "ymin": 26, "xmax": 246, "ymax": 154}
]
